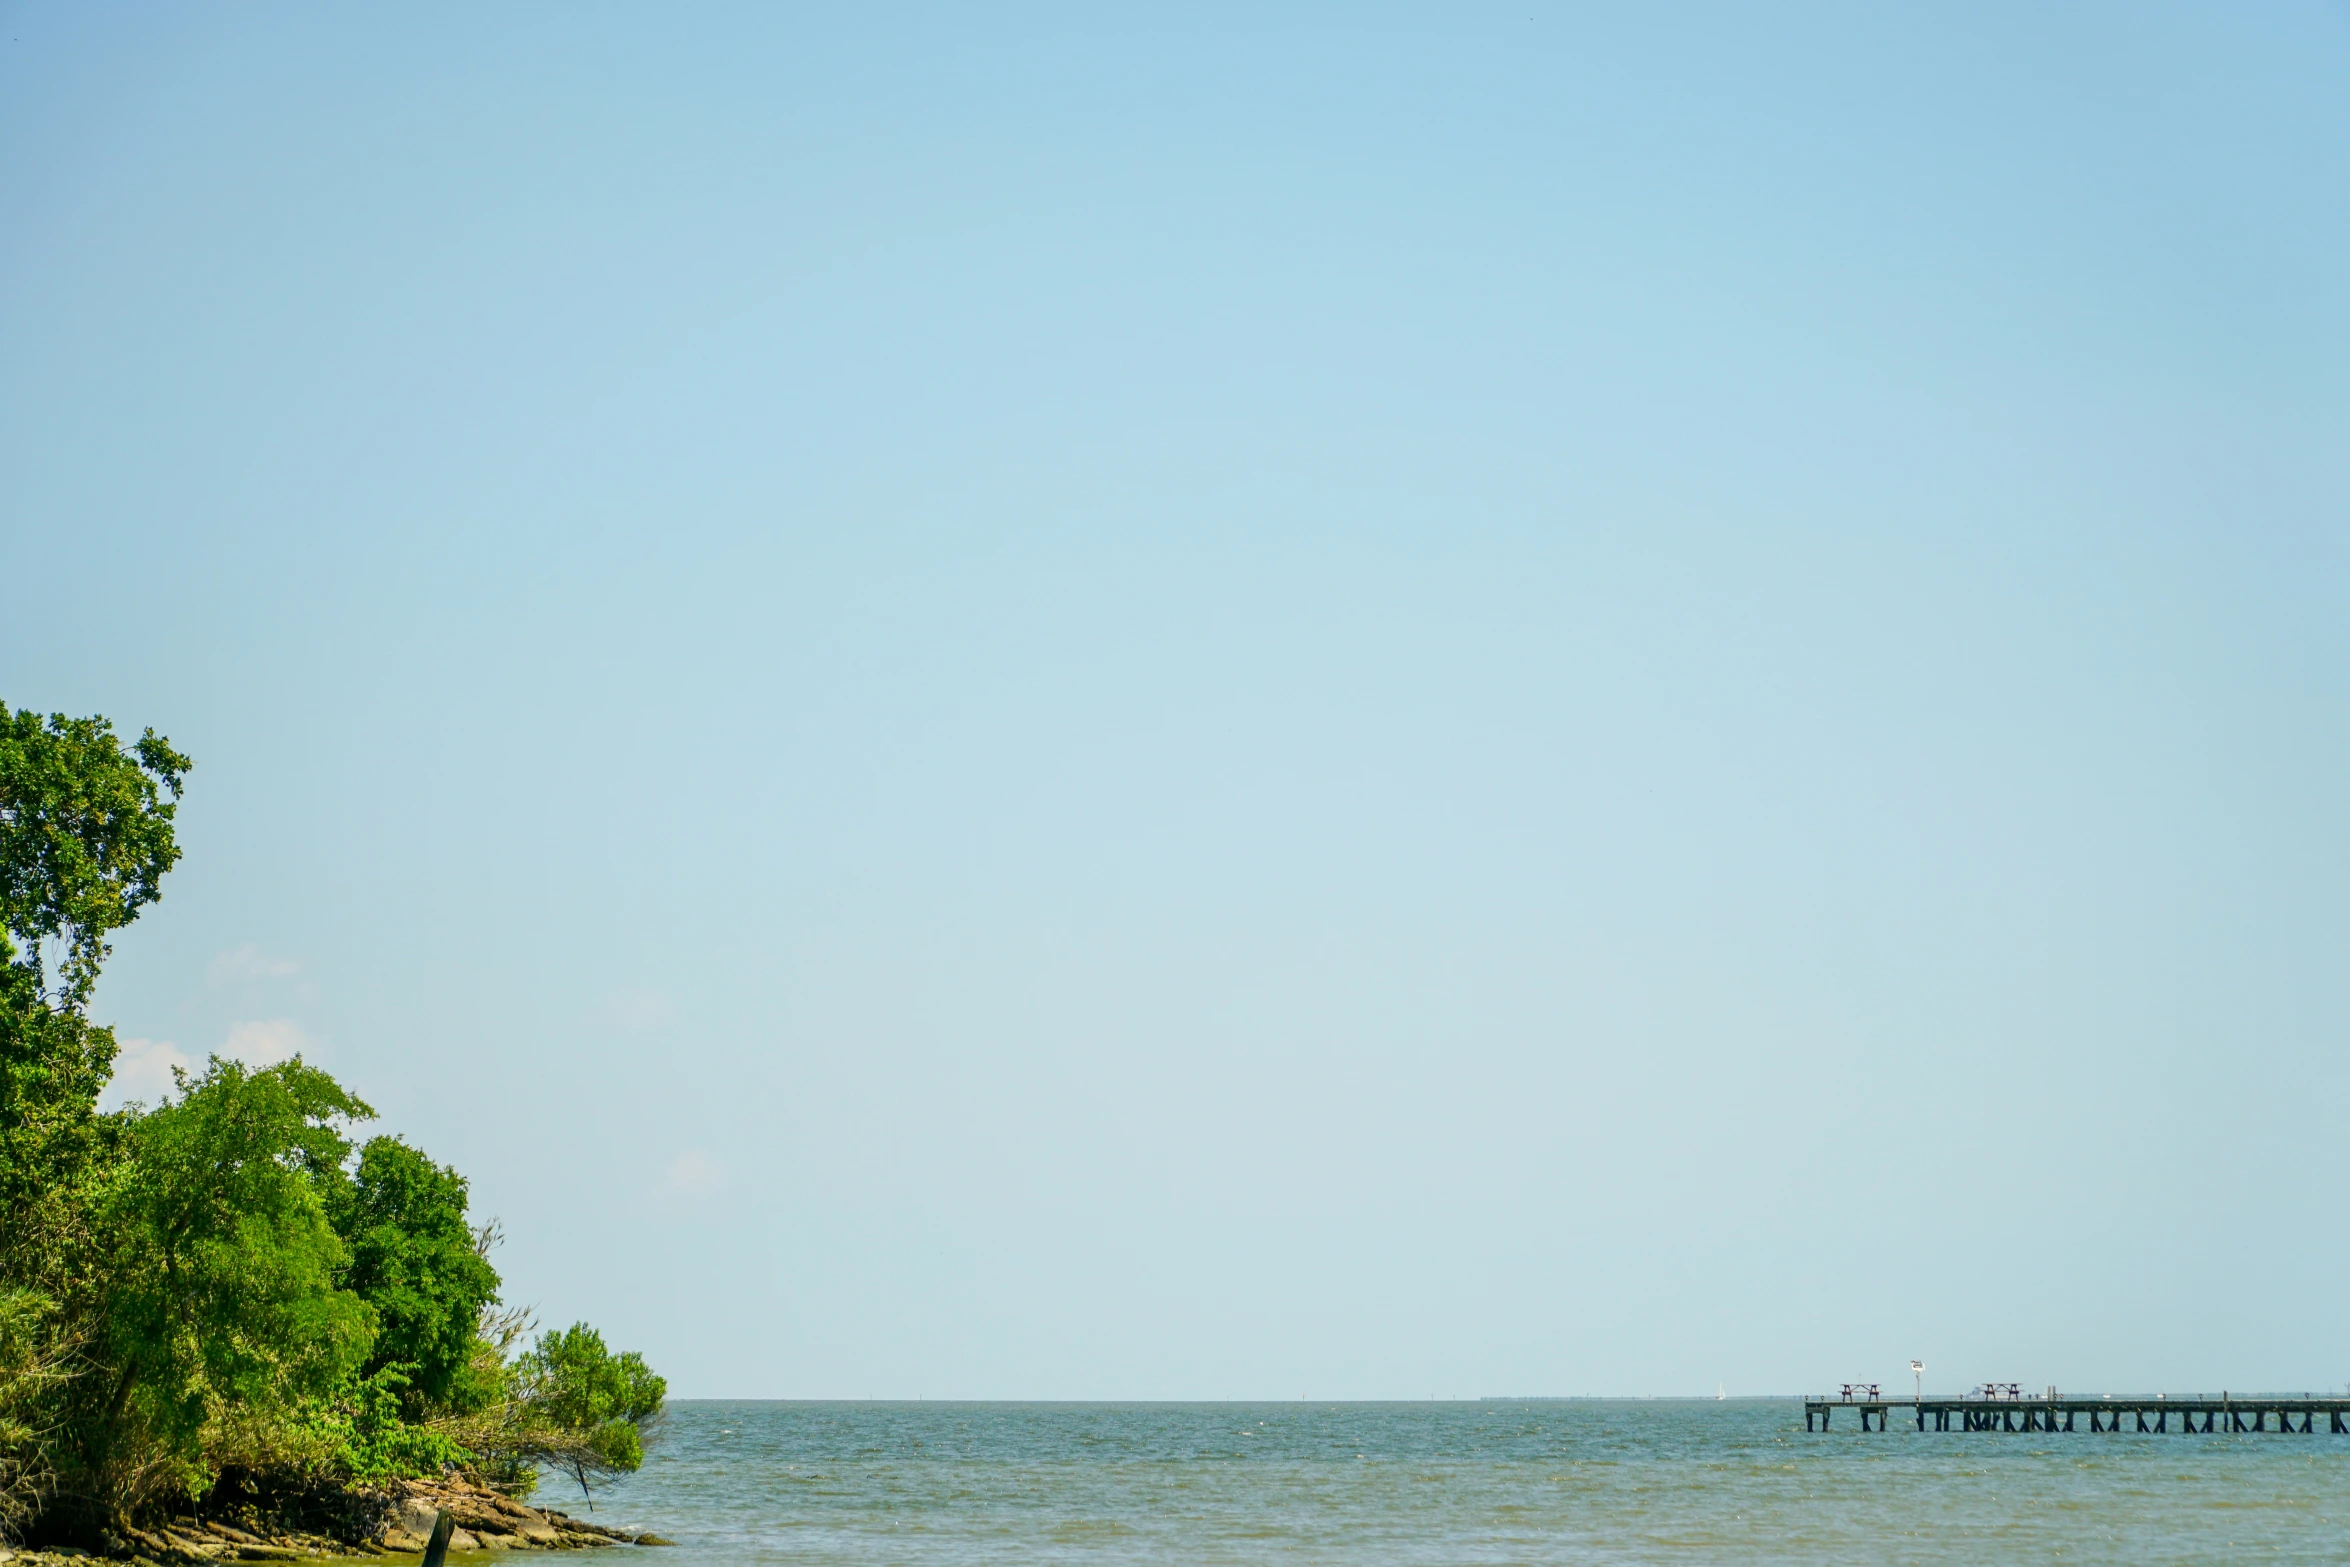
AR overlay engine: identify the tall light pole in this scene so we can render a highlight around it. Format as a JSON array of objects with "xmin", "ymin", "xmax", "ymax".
[{"xmin": 1912, "ymin": 1361, "xmax": 1924, "ymax": 1405}]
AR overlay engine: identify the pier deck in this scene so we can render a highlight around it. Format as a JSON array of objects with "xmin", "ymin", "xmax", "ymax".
[{"xmin": 1805, "ymin": 1393, "xmax": 2350, "ymax": 1433}]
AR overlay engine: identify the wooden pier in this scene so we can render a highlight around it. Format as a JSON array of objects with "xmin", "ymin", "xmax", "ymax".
[{"xmin": 1805, "ymin": 1391, "xmax": 2350, "ymax": 1434}]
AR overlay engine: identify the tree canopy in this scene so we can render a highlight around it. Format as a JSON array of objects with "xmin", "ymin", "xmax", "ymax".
[
  {"xmin": 512, "ymin": 1324, "xmax": 668, "ymax": 1507},
  {"xmin": 0, "ymin": 704, "xmax": 662, "ymax": 1543},
  {"xmin": 0, "ymin": 707, "xmax": 188, "ymax": 1301},
  {"xmin": 0, "ymin": 704, "xmax": 190, "ymax": 1010},
  {"xmin": 329, "ymin": 1136, "xmax": 502, "ymax": 1412},
  {"xmin": 84, "ymin": 1059, "xmax": 380, "ymax": 1506}
]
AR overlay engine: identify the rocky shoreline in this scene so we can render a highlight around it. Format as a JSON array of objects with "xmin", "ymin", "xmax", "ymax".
[{"xmin": 0, "ymin": 1478, "xmax": 672, "ymax": 1567}]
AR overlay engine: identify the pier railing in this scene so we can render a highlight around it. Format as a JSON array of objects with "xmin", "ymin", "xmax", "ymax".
[
  {"xmin": 1808, "ymin": 1390, "xmax": 2347, "ymax": 1403},
  {"xmin": 1801, "ymin": 1390, "xmax": 2350, "ymax": 1434}
]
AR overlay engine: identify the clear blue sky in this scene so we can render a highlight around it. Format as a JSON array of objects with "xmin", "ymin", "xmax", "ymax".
[{"xmin": 5, "ymin": 2, "xmax": 2347, "ymax": 1399}]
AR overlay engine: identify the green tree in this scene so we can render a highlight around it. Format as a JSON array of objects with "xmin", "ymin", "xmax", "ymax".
[
  {"xmin": 328, "ymin": 1137, "xmax": 501, "ymax": 1413},
  {"xmin": 0, "ymin": 705, "xmax": 190, "ymax": 1010},
  {"xmin": 0, "ymin": 706, "xmax": 189, "ymax": 1291},
  {"xmin": 0, "ymin": 970, "xmax": 125, "ymax": 1294},
  {"xmin": 73, "ymin": 1059, "xmax": 378, "ymax": 1520},
  {"xmin": 510, "ymin": 1324, "xmax": 665, "ymax": 1507},
  {"xmin": 0, "ymin": 706, "xmax": 191, "ymax": 1534}
]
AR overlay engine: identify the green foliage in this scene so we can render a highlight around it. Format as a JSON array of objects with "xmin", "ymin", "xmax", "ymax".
[
  {"xmin": 328, "ymin": 1139, "xmax": 501, "ymax": 1414},
  {"xmin": 0, "ymin": 705, "xmax": 193, "ymax": 1530},
  {"xmin": 518, "ymin": 1324, "xmax": 666, "ymax": 1431},
  {"xmin": 0, "ymin": 704, "xmax": 190, "ymax": 1009},
  {"xmin": 0, "ymin": 967, "xmax": 126, "ymax": 1292},
  {"xmin": 306, "ymin": 1369, "xmax": 474, "ymax": 1486},
  {"xmin": 510, "ymin": 1324, "xmax": 666, "ymax": 1506},
  {"xmin": 0, "ymin": 704, "xmax": 180, "ymax": 1311},
  {"xmin": 0, "ymin": 1289, "xmax": 69, "ymax": 1543},
  {"xmin": 427, "ymin": 1291, "xmax": 541, "ymax": 1498},
  {"xmin": 0, "ymin": 702, "xmax": 663, "ymax": 1541},
  {"xmin": 79, "ymin": 1058, "xmax": 379, "ymax": 1512}
]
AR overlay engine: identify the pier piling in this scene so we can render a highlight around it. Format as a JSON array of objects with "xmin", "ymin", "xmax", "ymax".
[{"xmin": 1803, "ymin": 1392, "xmax": 2350, "ymax": 1437}]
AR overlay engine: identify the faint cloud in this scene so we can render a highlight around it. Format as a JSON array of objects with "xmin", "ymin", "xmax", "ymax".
[
  {"xmin": 209, "ymin": 944, "xmax": 300, "ymax": 984},
  {"xmin": 223, "ymin": 1018, "xmax": 314, "ymax": 1068},
  {"xmin": 606, "ymin": 989, "xmax": 672, "ymax": 1030},
  {"xmin": 100, "ymin": 1021, "xmax": 317, "ymax": 1110},
  {"xmin": 103, "ymin": 1037, "xmax": 192, "ymax": 1109},
  {"xmin": 657, "ymin": 1150, "xmax": 726, "ymax": 1200}
]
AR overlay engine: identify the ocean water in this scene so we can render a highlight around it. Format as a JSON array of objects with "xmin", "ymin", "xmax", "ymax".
[{"xmin": 578, "ymin": 1400, "xmax": 2350, "ymax": 1564}]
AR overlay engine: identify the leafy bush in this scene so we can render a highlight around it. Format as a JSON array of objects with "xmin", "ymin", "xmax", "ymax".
[
  {"xmin": 74, "ymin": 1058, "xmax": 379, "ymax": 1518},
  {"xmin": 506, "ymin": 1324, "xmax": 668, "ymax": 1507},
  {"xmin": 329, "ymin": 1138, "xmax": 501, "ymax": 1415},
  {"xmin": 313, "ymin": 1369, "xmax": 475, "ymax": 1486}
]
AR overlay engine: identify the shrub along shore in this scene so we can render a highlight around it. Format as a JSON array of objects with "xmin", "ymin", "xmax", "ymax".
[{"xmin": 0, "ymin": 705, "xmax": 668, "ymax": 1554}]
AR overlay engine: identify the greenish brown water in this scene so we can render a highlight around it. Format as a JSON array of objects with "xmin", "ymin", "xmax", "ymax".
[{"xmin": 581, "ymin": 1399, "xmax": 2350, "ymax": 1563}]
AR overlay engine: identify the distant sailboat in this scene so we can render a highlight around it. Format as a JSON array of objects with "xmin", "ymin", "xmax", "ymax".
[{"xmin": 1717, "ymin": 1384, "xmax": 1727, "ymax": 1401}]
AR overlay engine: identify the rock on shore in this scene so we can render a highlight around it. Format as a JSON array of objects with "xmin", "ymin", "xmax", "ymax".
[
  {"xmin": 374, "ymin": 1477, "xmax": 661, "ymax": 1553},
  {"xmin": 0, "ymin": 1477, "xmax": 672, "ymax": 1567}
]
